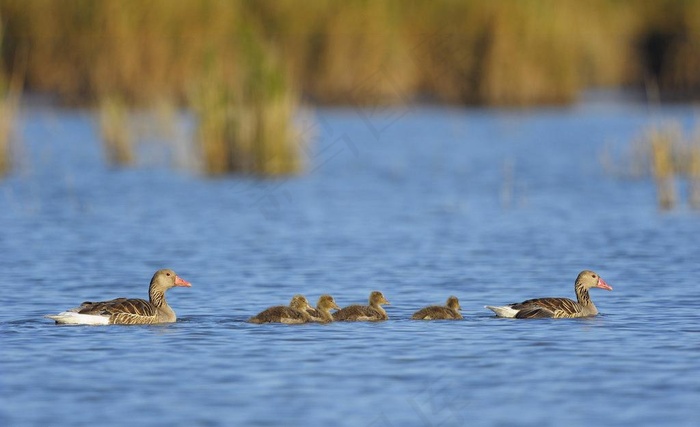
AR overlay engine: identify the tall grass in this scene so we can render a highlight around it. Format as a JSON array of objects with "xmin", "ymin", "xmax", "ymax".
[
  {"xmin": 688, "ymin": 136, "xmax": 700, "ymax": 209},
  {"xmin": 0, "ymin": 77, "xmax": 17, "ymax": 176},
  {"xmin": 0, "ymin": 0, "xmax": 304, "ymax": 175},
  {"xmin": 610, "ymin": 122, "xmax": 700, "ymax": 210},
  {"xmin": 648, "ymin": 126, "xmax": 678, "ymax": 210},
  {"xmin": 98, "ymin": 95, "xmax": 134, "ymax": 166},
  {"xmin": 403, "ymin": 1, "xmax": 604, "ymax": 105},
  {"xmin": 1, "ymin": 1, "xmax": 700, "ymax": 176},
  {"xmin": 189, "ymin": 28, "xmax": 302, "ymax": 175},
  {"xmin": 0, "ymin": 19, "xmax": 22, "ymax": 176},
  {"xmin": 2, "ymin": 0, "xmax": 699, "ymax": 107}
]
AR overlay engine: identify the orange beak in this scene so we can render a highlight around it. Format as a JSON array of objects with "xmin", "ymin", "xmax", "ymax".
[
  {"xmin": 597, "ymin": 277, "xmax": 612, "ymax": 291},
  {"xmin": 175, "ymin": 276, "xmax": 192, "ymax": 287}
]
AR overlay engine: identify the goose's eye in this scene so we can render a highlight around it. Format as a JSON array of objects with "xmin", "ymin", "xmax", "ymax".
[
  {"xmin": 592, "ymin": 274, "xmax": 597, "ymax": 278},
  {"xmin": 166, "ymin": 273, "xmax": 171, "ymax": 276}
]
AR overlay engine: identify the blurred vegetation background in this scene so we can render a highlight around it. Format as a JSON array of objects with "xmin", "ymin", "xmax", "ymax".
[{"xmin": 1, "ymin": 0, "xmax": 699, "ymax": 176}]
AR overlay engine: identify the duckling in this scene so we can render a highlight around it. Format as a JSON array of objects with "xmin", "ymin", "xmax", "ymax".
[
  {"xmin": 333, "ymin": 291, "xmax": 390, "ymax": 321},
  {"xmin": 307, "ymin": 295, "xmax": 341, "ymax": 323},
  {"xmin": 248, "ymin": 295, "xmax": 313, "ymax": 324},
  {"xmin": 411, "ymin": 296, "xmax": 463, "ymax": 320}
]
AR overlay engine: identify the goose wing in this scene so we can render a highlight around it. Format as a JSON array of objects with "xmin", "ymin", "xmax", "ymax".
[
  {"xmin": 511, "ymin": 297, "xmax": 580, "ymax": 318},
  {"xmin": 77, "ymin": 298, "xmax": 156, "ymax": 317}
]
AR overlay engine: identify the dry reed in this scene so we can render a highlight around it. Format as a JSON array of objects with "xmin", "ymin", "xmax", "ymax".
[
  {"xmin": 611, "ymin": 122, "xmax": 700, "ymax": 211},
  {"xmin": 2, "ymin": 0, "xmax": 699, "ymax": 107},
  {"xmin": 189, "ymin": 31, "xmax": 303, "ymax": 176},
  {"xmin": 685, "ymin": 130, "xmax": 700, "ymax": 210},
  {"xmin": 0, "ymin": 21, "xmax": 23, "ymax": 177},
  {"xmin": 0, "ymin": 86, "xmax": 16, "ymax": 176},
  {"xmin": 648, "ymin": 126, "xmax": 678, "ymax": 210},
  {"xmin": 2, "ymin": 1, "xmax": 700, "ymax": 176},
  {"xmin": 98, "ymin": 95, "xmax": 134, "ymax": 166}
]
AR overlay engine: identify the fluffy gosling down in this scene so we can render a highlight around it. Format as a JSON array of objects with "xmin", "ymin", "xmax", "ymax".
[{"xmin": 412, "ymin": 296, "xmax": 463, "ymax": 320}]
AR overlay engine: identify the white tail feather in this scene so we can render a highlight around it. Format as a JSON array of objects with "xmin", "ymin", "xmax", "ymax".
[
  {"xmin": 45, "ymin": 312, "xmax": 110, "ymax": 325},
  {"xmin": 484, "ymin": 305, "xmax": 519, "ymax": 318}
]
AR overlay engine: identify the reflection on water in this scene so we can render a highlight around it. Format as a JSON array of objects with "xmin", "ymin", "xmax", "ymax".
[{"xmin": 1, "ymin": 102, "xmax": 699, "ymax": 426}]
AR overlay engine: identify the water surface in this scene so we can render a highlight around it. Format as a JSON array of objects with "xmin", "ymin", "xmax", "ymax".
[{"xmin": 1, "ymin": 100, "xmax": 699, "ymax": 426}]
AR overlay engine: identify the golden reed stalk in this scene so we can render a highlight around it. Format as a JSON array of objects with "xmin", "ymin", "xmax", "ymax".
[
  {"xmin": 2, "ymin": 1, "xmax": 700, "ymax": 176},
  {"xmin": 687, "ymin": 132, "xmax": 700, "ymax": 210},
  {"xmin": 0, "ymin": 22, "xmax": 24, "ymax": 176},
  {"xmin": 649, "ymin": 127, "xmax": 678, "ymax": 210},
  {"xmin": 98, "ymin": 95, "xmax": 134, "ymax": 166}
]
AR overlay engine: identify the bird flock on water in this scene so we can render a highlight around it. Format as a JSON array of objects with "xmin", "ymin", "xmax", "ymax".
[{"xmin": 45, "ymin": 269, "xmax": 613, "ymax": 325}]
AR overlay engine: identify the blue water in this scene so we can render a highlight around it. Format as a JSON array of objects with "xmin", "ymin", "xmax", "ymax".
[{"xmin": 1, "ymin": 100, "xmax": 699, "ymax": 426}]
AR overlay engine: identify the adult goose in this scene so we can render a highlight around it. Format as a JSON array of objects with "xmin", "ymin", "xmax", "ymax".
[
  {"xmin": 46, "ymin": 269, "xmax": 191, "ymax": 325},
  {"xmin": 485, "ymin": 270, "xmax": 612, "ymax": 319},
  {"xmin": 411, "ymin": 296, "xmax": 463, "ymax": 320},
  {"xmin": 306, "ymin": 295, "xmax": 341, "ymax": 323},
  {"xmin": 248, "ymin": 295, "xmax": 313, "ymax": 324},
  {"xmin": 333, "ymin": 291, "xmax": 390, "ymax": 322}
]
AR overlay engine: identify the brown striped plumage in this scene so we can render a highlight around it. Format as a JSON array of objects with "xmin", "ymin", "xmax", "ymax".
[
  {"xmin": 306, "ymin": 295, "xmax": 341, "ymax": 323},
  {"xmin": 333, "ymin": 291, "xmax": 390, "ymax": 321},
  {"xmin": 47, "ymin": 269, "xmax": 192, "ymax": 325},
  {"xmin": 485, "ymin": 270, "xmax": 613, "ymax": 319},
  {"xmin": 411, "ymin": 296, "xmax": 463, "ymax": 320},
  {"xmin": 248, "ymin": 295, "xmax": 314, "ymax": 324}
]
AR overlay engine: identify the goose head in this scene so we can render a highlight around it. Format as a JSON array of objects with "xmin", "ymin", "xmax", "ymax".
[
  {"xmin": 150, "ymin": 269, "xmax": 191, "ymax": 292},
  {"xmin": 576, "ymin": 270, "xmax": 612, "ymax": 291}
]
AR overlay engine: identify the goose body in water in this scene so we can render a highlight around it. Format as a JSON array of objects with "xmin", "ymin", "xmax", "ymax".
[
  {"xmin": 46, "ymin": 269, "xmax": 191, "ymax": 325},
  {"xmin": 485, "ymin": 270, "xmax": 612, "ymax": 319}
]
